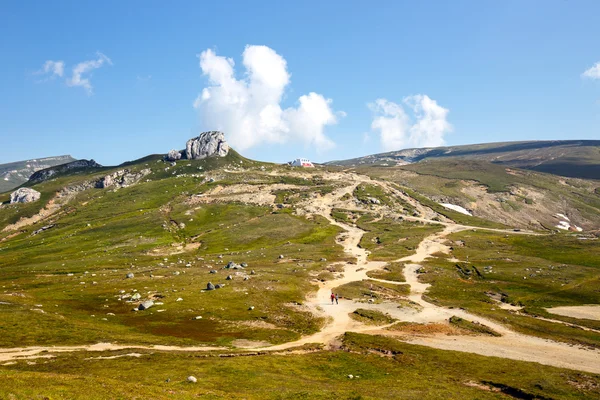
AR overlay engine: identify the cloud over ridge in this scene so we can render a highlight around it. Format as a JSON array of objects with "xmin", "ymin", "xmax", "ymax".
[
  {"xmin": 194, "ymin": 45, "xmax": 340, "ymax": 151},
  {"xmin": 369, "ymin": 95, "xmax": 452, "ymax": 151}
]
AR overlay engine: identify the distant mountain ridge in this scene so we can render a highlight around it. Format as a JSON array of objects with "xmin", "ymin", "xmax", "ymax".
[
  {"xmin": 326, "ymin": 140, "xmax": 600, "ymax": 180},
  {"xmin": 0, "ymin": 155, "xmax": 76, "ymax": 193}
]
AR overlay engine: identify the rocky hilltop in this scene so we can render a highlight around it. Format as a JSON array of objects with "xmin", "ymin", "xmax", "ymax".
[
  {"xmin": 28, "ymin": 159, "xmax": 102, "ymax": 184},
  {"xmin": 167, "ymin": 131, "xmax": 229, "ymax": 161},
  {"xmin": 0, "ymin": 155, "xmax": 76, "ymax": 192}
]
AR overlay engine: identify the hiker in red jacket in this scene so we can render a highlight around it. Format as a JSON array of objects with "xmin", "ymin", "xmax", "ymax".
[{"xmin": 330, "ymin": 293, "xmax": 335, "ymax": 304}]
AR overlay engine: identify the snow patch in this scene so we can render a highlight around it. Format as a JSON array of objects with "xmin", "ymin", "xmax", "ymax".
[
  {"xmin": 555, "ymin": 213, "xmax": 570, "ymax": 221},
  {"xmin": 439, "ymin": 203, "xmax": 472, "ymax": 216},
  {"xmin": 556, "ymin": 221, "xmax": 583, "ymax": 232},
  {"xmin": 556, "ymin": 221, "xmax": 571, "ymax": 230}
]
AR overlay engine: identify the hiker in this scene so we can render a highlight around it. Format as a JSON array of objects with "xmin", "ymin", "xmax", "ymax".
[
  {"xmin": 330, "ymin": 293, "xmax": 335, "ymax": 304},
  {"xmin": 335, "ymin": 293, "xmax": 339, "ymax": 304}
]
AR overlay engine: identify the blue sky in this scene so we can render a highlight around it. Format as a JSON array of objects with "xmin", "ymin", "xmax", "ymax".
[{"xmin": 1, "ymin": 1, "xmax": 599, "ymax": 165}]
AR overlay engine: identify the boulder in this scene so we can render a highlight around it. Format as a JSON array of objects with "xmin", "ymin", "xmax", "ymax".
[
  {"xmin": 166, "ymin": 150, "xmax": 182, "ymax": 162},
  {"xmin": 225, "ymin": 261, "xmax": 243, "ymax": 269},
  {"xmin": 206, "ymin": 282, "xmax": 215, "ymax": 291},
  {"xmin": 10, "ymin": 188, "xmax": 41, "ymax": 204},
  {"xmin": 185, "ymin": 131, "xmax": 229, "ymax": 160},
  {"xmin": 138, "ymin": 300, "xmax": 154, "ymax": 311}
]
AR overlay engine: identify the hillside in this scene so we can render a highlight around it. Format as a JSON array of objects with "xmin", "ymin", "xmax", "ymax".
[
  {"xmin": 326, "ymin": 140, "xmax": 600, "ymax": 180},
  {"xmin": 0, "ymin": 155, "xmax": 76, "ymax": 192},
  {"xmin": 1, "ymin": 133, "xmax": 599, "ymax": 398}
]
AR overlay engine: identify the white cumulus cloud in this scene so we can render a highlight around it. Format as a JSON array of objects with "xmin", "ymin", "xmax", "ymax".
[
  {"xmin": 369, "ymin": 95, "xmax": 452, "ymax": 151},
  {"xmin": 194, "ymin": 45, "xmax": 340, "ymax": 151},
  {"xmin": 38, "ymin": 60, "xmax": 65, "ymax": 78},
  {"xmin": 67, "ymin": 52, "xmax": 112, "ymax": 95},
  {"xmin": 582, "ymin": 62, "xmax": 600, "ymax": 80}
]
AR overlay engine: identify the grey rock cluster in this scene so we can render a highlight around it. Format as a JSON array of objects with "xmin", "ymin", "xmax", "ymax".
[
  {"xmin": 10, "ymin": 187, "xmax": 41, "ymax": 203},
  {"xmin": 225, "ymin": 261, "xmax": 244, "ymax": 270},
  {"xmin": 96, "ymin": 169, "xmax": 151, "ymax": 189},
  {"xmin": 185, "ymin": 131, "xmax": 229, "ymax": 160}
]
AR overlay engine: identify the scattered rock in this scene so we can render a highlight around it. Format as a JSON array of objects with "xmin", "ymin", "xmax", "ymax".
[
  {"xmin": 248, "ymin": 306, "xmax": 255, "ymax": 310},
  {"xmin": 185, "ymin": 131, "xmax": 229, "ymax": 160},
  {"xmin": 176, "ymin": 297, "xmax": 183, "ymax": 302},
  {"xmin": 193, "ymin": 316, "xmax": 203, "ymax": 320},
  {"xmin": 226, "ymin": 275, "xmax": 233, "ymax": 280},
  {"xmin": 206, "ymin": 282, "xmax": 215, "ymax": 291},
  {"xmin": 131, "ymin": 293, "xmax": 141, "ymax": 300},
  {"xmin": 10, "ymin": 188, "xmax": 41, "ymax": 204},
  {"xmin": 278, "ymin": 255, "xmax": 284, "ymax": 259},
  {"xmin": 209, "ymin": 270, "xmax": 217, "ymax": 274},
  {"xmin": 187, "ymin": 376, "xmax": 197, "ymax": 383},
  {"xmin": 250, "ymin": 270, "xmax": 256, "ymax": 275},
  {"xmin": 137, "ymin": 301, "xmax": 154, "ymax": 311},
  {"xmin": 225, "ymin": 261, "xmax": 244, "ymax": 269},
  {"xmin": 347, "ymin": 375, "xmax": 354, "ymax": 379},
  {"xmin": 32, "ymin": 224, "xmax": 55, "ymax": 235},
  {"xmin": 126, "ymin": 273, "xmax": 134, "ymax": 279},
  {"xmin": 215, "ymin": 284, "xmax": 224, "ymax": 289}
]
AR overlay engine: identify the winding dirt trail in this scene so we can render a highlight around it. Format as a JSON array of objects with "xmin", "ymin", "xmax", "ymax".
[
  {"xmin": 263, "ymin": 180, "xmax": 600, "ymax": 374},
  {"xmin": 2, "ymin": 174, "xmax": 599, "ymax": 374}
]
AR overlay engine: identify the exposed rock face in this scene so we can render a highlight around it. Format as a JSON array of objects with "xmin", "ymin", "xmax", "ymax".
[
  {"xmin": 185, "ymin": 131, "xmax": 229, "ymax": 160},
  {"xmin": 96, "ymin": 169, "xmax": 151, "ymax": 189},
  {"xmin": 10, "ymin": 188, "xmax": 41, "ymax": 204},
  {"xmin": 29, "ymin": 160, "xmax": 102, "ymax": 184},
  {"xmin": 166, "ymin": 150, "xmax": 182, "ymax": 162}
]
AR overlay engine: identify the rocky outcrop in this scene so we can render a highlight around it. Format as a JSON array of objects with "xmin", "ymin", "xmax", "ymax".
[
  {"xmin": 96, "ymin": 169, "xmax": 151, "ymax": 189},
  {"xmin": 10, "ymin": 188, "xmax": 41, "ymax": 203},
  {"xmin": 29, "ymin": 160, "xmax": 102, "ymax": 184},
  {"xmin": 185, "ymin": 131, "xmax": 229, "ymax": 160},
  {"xmin": 166, "ymin": 150, "xmax": 182, "ymax": 162}
]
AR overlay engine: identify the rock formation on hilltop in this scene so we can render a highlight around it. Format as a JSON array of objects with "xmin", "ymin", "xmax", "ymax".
[
  {"xmin": 10, "ymin": 187, "xmax": 41, "ymax": 203},
  {"xmin": 185, "ymin": 131, "xmax": 229, "ymax": 160}
]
